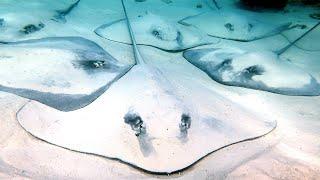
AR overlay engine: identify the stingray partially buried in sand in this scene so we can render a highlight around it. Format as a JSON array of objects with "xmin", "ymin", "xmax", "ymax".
[
  {"xmin": 12, "ymin": 0, "xmax": 276, "ymax": 173},
  {"xmin": 183, "ymin": 22, "xmax": 320, "ymax": 96},
  {"xmin": 179, "ymin": 8, "xmax": 318, "ymax": 42},
  {"xmin": 94, "ymin": 12, "xmax": 210, "ymax": 52}
]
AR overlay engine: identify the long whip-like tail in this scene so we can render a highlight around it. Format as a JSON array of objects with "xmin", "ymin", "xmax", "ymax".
[
  {"xmin": 121, "ymin": 0, "xmax": 145, "ymax": 65},
  {"xmin": 277, "ymin": 21, "xmax": 320, "ymax": 55}
]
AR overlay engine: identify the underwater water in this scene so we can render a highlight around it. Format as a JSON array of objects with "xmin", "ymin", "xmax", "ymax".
[{"xmin": 0, "ymin": 0, "xmax": 319, "ymax": 178}]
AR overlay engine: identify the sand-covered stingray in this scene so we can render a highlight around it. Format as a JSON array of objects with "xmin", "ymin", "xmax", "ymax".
[
  {"xmin": 16, "ymin": 0, "xmax": 276, "ymax": 173},
  {"xmin": 179, "ymin": 9, "xmax": 296, "ymax": 42},
  {"xmin": 183, "ymin": 48, "xmax": 320, "ymax": 96},
  {"xmin": 0, "ymin": 37, "xmax": 132, "ymax": 111},
  {"xmin": 183, "ymin": 21, "xmax": 320, "ymax": 96},
  {"xmin": 94, "ymin": 12, "xmax": 209, "ymax": 51}
]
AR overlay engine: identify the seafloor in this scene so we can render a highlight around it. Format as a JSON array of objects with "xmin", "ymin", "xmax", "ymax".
[{"xmin": 0, "ymin": 0, "xmax": 319, "ymax": 179}]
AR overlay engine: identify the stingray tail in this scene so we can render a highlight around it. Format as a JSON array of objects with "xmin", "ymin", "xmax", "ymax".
[
  {"xmin": 212, "ymin": 0, "xmax": 221, "ymax": 10},
  {"xmin": 121, "ymin": 0, "xmax": 145, "ymax": 65},
  {"xmin": 277, "ymin": 21, "xmax": 320, "ymax": 55}
]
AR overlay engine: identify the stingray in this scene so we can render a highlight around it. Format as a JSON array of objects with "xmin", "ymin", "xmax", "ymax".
[
  {"xmin": 0, "ymin": 37, "xmax": 132, "ymax": 111},
  {"xmin": 0, "ymin": 1, "xmax": 50, "ymax": 41},
  {"xmin": 0, "ymin": 0, "xmax": 80, "ymax": 42},
  {"xmin": 179, "ymin": 9, "xmax": 313, "ymax": 42},
  {"xmin": 183, "ymin": 22, "xmax": 320, "ymax": 96},
  {"xmin": 94, "ymin": 12, "xmax": 210, "ymax": 52},
  {"xmin": 16, "ymin": 0, "xmax": 276, "ymax": 173},
  {"xmin": 51, "ymin": 0, "xmax": 81, "ymax": 23}
]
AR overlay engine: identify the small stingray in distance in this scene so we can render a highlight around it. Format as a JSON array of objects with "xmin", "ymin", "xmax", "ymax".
[{"xmin": 179, "ymin": 9, "xmax": 317, "ymax": 42}]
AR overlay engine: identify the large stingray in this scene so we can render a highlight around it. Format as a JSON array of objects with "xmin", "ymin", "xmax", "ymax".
[
  {"xmin": 94, "ymin": 12, "xmax": 210, "ymax": 52},
  {"xmin": 16, "ymin": 0, "xmax": 276, "ymax": 173},
  {"xmin": 0, "ymin": 37, "xmax": 132, "ymax": 111},
  {"xmin": 179, "ymin": 9, "xmax": 317, "ymax": 42},
  {"xmin": 183, "ymin": 22, "xmax": 320, "ymax": 96}
]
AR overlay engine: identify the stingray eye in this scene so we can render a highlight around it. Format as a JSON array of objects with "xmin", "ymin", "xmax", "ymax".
[
  {"xmin": 92, "ymin": 60, "xmax": 105, "ymax": 68},
  {"xmin": 224, "ymin": 23, "xmax": 234, "ymax": 31},
  {"xmin": 179, "ymin": 113, "xmax": 191, "ymax": 133},
  {"xmin": 38, "ymin": 23, "xmax": 45, "ymax": 28},
  {"xmin": 152, "ymin": 30, "xmax": 160, "ymax": 36},
  {"xmin": 150, "ymin": 25, "xmax": 179, "ymax": 42},
  {"xmin": 216, "ymin": 58, "xmax": 232, "ymax": 71},
  {"xmin": 222, "ymin": 58, "xmax": 232, "ymax": 66},
  {"xmin": 73, "ymin": 60, "xmax": 107, "ymax": 73},
  {"xmin": 0, "ymin": 18, "xmax": 4, "ymax": 27},
  {"xmin": 245, "ymin": 65, "xmax": 265, "ymax": 75},
  {"xmin": 248, "ymin": 23, "xmax": 253, "ymax": 32},
  {"xmin": 124, "ymin": 111, "xmax": 146, "ymax": 137},
  {"xmin": 152, "ymin": 29, "xmax": 161, "ymax": 39},
  {"xmin": 176, "ymin": 31, "xmax": 183, "ymax": 45},
  {"xmin": 241, "ymin": 65, "xmax": 265, "ymax": 80},
  {"xmin": 85, "ymin": 60, "xmax": 105, "ymax": 69}
]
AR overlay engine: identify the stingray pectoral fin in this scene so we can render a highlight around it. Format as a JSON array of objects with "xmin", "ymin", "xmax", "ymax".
[
  {"xmin": 94, "ymin": 19, "xmax": 131, "ymax": 44},
  {"xmin": 257, "ymin": 22, "xmax": 292, "ymax": 40}
]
